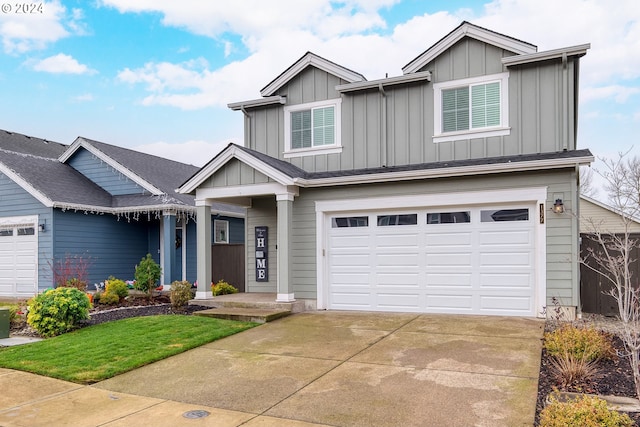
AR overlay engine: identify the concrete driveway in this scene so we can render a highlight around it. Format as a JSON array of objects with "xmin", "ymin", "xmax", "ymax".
[{"xmin": 0, "ymin": 312, "xmax": 543, "ymax": 427}]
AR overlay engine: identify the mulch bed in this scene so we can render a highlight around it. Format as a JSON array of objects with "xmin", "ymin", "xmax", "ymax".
[{"xmin": 535, "ymin": 327, "xmax": 640, "ymax": 426}]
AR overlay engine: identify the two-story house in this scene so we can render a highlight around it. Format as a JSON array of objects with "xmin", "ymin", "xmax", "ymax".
[{"xmin": 179, "ymin": 22, "xmax": 593, "ymax": 318}]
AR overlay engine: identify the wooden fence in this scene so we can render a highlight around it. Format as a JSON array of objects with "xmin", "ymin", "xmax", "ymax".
[
  {"xmin": 211, "ymin": 244, "xmax": 245, "ymax": 292},
  {"xmin": 580, "ymin": 233, "xmax": 640, "ymax": 316}
]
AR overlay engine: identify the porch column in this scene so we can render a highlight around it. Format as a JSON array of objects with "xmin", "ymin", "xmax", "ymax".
[
  {"xmin": 161, "ymin": 211, "xmax": 176, "ymax": 286},
  {"xmin": 195, "ymin": 201, "xmax": 213, "ymax": 299},
  {"xmin": 276, "ymin": 194, "xmax": 294, "ymax": 302}
]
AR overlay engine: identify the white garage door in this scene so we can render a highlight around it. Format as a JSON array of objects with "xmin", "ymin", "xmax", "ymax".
[
  {"xmin": 328, "ymin": 205, "xmax": 536, "ymax": 316},
  {"xmin": 0, "ymin": 217, "xmax": 38, "ymax": 297}
]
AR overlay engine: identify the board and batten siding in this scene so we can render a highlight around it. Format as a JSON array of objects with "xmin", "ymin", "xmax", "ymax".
[
  {"xmin": 282, "ymin": 169, "xmax": 579, "ymax": 306},
  {"xmin": 0, "ymin": 171, "xmax": 53, "ymax": 290},
  {"xmin": 206, "ymin": 159, "xmax": 273, "ymax": 187},
  {"xmin": 241, "ymin": 38, "xmax": 579, "ymax": 174},
  {"xmin": 53, "ymin": 210, "xmax": 151, "ymax": 286},
  {"xmin": 67, "ymin": 148, "xmax": 146, "ymax": 195}
]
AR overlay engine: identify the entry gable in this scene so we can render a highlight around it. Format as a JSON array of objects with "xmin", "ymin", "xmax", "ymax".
[{"xmin": 178, "ymin": 143, "xmax": 306, "ymax": 195}]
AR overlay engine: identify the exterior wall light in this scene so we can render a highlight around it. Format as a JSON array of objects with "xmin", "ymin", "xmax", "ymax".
[{"xmin": 552, "ymin": 199, "xmax": 564, "ymax": 214}]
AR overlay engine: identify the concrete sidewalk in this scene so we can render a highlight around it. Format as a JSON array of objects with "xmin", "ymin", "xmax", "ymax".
[{"xmin": 0, "ymin": 312, "xmax": 544, "ymax": 426}]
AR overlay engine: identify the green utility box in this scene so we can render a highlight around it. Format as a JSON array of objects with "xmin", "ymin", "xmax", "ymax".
[{"xmin": 0, "ymin": 307, "xmax": 9, "ymax": 338}]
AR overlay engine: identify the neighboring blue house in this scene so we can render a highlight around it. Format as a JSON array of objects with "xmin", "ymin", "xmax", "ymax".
[{"xmin": 0, "ymin": 129, "xmax": 244, "ymax": 298}]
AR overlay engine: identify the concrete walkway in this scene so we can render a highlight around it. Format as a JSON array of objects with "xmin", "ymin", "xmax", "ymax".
[{"xmin": 0, "ymin": 312, "xmax": 544, "ymax": 426}]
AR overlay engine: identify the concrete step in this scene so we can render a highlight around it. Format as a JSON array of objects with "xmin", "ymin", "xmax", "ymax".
[{"xmin": 192, "ymin": 307, "xmax": 291, "ymax": 324}]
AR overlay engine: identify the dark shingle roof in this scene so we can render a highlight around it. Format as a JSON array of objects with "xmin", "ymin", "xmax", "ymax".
[{"xmin": 0, "ymin": 130, "xmax": 244, "ymax": 215}]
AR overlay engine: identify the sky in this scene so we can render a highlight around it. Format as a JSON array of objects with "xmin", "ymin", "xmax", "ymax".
[{"xmin": 0, "ymin": 0, "xmax": 638, "ymax": 197}]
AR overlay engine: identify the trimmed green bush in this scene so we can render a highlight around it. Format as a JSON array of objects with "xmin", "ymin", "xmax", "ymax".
[
  {"xmin": 170, "ymin": 280, "xmax": 193, "ymax": 309},
  {"xmin": 98, "ymin": 292, "xmax": 120, "ymax": 305},
  {"xmin": 134, "ymin": 254, "xmax": 162, "ymax": 298},
  {"xmin": 540, "ymin": 393, "xmax": 633, "ymax": 427},
  {"xmin": 26, "ymin": 287, "xmax": 91, "ymax": 337},
  {"xmin": 544, "ymin": 325, "xmax": 614, "ymax": 362},
  {"xmin": 212, "ymin": 280, "xmax": 238, "ymax": 296},
  {"xmin": 105, "ymin": 277, "xmax": 129, "ymax": 299}
]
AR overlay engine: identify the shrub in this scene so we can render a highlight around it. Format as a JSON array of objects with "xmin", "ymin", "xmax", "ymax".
[
  {"xmin": 549, "ymin": 352, "xmax": 599, "ymax": 388},
  {"xmin": 170, "ymin": 280, "xmax": 194, "ymax": 309},
  {"xmin": 105, "ymin": 277, "xmax": 129, "ymax": 299},
  {"xmin": 26, "ymin": 287, "xmax": 91, "ymax": 337},
  {"xmin": 544, "ymin": 325, "xmax": 614, "ymax": 362},
  {"xmin": 134, "ymin": 254, "xmax": 162, "ymax": 298},
  {"xmin": 212, "ymin": 280, "xmax": 238, "ymax": 296},
  {"xmin": 98, "ymin": 292, "xmax": 120, "ymax": 305},
  {"xmin": 49, "ymin": 254, "xmax": 92, "ymax": 290},
  {"xmin": 539, "ymin": 393, "xmax": 633, "ymax": 427},
  {"xmin": 65, "ymin": 277, "xmax": 87, "ymax": 292}
]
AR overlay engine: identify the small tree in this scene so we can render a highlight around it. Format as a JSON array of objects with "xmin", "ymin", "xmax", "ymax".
[
  {"xmin": 48, "ymin": 253, "xmax": 92, "ymax": 290},
  {"xmin": 134, "ymin": 254, "xmax": 162, "ymax": 299},
  {"xmin": 581, "ymin": 150, "xmax": 640, "ymax": 399}
]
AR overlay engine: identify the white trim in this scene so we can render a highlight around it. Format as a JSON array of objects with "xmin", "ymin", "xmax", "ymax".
[
  {"xmin": 502, "ymin": 44, "xmax": 590, "ymax": 67},
  {"xmin": 214, "ymin": 219, "xmax": 230, "ymax": 244},
  {"xmin": 336, "ymin": 71, "xmax": 432, "ymax": 93},
  {"xmin": 276, "ymin": 293, "xmax": 296, "ymax": 302},
  {"xmin": 60, "ymin": 138, "xmax": 163, "ymax": 196},
  {"xmin": 284, "ymin": 99, "xmax": 342, "ymax": 157},
  {"xmin": 228, "ymin": 96, "xmax": 287, "ymax": 110},
  {"xmin": 178, "ymin": 145, "xmax": 296, "ymax": 194},
  {"xmin": 0, "ymin": 162, "xmax": 53, "ymax": 207},
  {"xmin": 402, "ymin": 22, "xmax": 537, "ymax": 74},
  {"xmin": 315, "ymin": 187, "xmax": 548, "ymax": 317},
  {"xmin": 195, "ymin": 183, "xmax": 298, "ymax": 200},
  {"xmin": 261, "ymin": 52, "xmax": 365, "ymax": 97},
  {"xmin": 433, "ymin": 72, "xmax": 510, "ymax": 142}
]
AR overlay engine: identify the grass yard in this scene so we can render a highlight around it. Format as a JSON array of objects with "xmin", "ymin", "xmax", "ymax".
[{"xmin": 0, "ymin": 315, "xmax": 257, "ymax": 384}]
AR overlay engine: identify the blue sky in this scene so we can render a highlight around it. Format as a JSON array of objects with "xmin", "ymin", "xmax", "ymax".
[{"xmin": 0, "ymin": 0, "xmax": 638, "ymax": 191}]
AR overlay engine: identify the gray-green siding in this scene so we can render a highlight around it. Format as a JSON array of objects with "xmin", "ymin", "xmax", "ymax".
[{"xmin": 243, "ymin": 169, "xmax": 579, "ymax": 307}]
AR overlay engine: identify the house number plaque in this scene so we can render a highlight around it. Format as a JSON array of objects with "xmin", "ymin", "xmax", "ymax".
[{"xmin": 255, "ymin": 226, "xmax": 268, "ymax": 282}]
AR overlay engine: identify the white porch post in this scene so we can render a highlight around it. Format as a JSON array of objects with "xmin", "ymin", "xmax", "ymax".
[
  {"xmin": 161, "ymin": 210, "xmax": 176, "ymax": 286},
  {"xmin": 195, "ymin": 201, "xmax": 212, "ymax": 300},
  {"xmin": 276, "ymin": 194, "xmax": 295, "ymax": 302}
]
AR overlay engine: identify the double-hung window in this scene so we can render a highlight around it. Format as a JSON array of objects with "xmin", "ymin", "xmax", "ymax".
[
  {"xmin": 284, "ymin": 99, "xmax": 342, "ymax": 158},
  {"xmin": 433, "ymin": 72, "xmax": 509, "ymax": 143}
]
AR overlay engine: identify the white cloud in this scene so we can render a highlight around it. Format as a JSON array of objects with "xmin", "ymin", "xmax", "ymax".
[
  {"xmin": 72, "ymin": 93, "xmax": 94, "ymax": 102},
  {"xmin": 0, "ymin": 0, "xmax": 88, "ymax": 53},
  {"xmin": 582, "ymin": 85, "xmax": 640, "ymax": 104},
  {"xmin": 134, "ymin": 139, "xmax": 235, "ymax": 166},
  {"xmin": 31, "ymin": 53, "xmax": 97, "ymax": 75}
]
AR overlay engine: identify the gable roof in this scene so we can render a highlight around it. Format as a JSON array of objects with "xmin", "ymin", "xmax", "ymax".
[
  {"xmin": 260, "ymin": 51, "xmax": 366, "ymax": 97},
  {"xmin": 402, "ymin": 21, "xmax": 537, "ymax": 74},
  {"xmin": 179, "ymin": 144, "xmax": 594, "ymax": 194},
  {"xmin": 0, "ymin": 129, "xmax": 244, "ymax": 217}
]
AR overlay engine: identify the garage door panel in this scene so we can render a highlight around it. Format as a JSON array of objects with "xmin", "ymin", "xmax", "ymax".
[
  {"xmin": 376, "ymin": 233, "xmax": 419, "ymax": 247},
  {"xmin": 331, "ymin": 272, "xmax": 370, "ymax": 285},
  {"xmin": 480, "ymin": 296, "xmax": 532, "ymax": 312},
  {"xmin": 331, "ymin": 254, "xmax": 370, "ymax": 267},
  {"xmin": 480, "ymin": 273, "xmax": 531, "ymax": 288},
  {"xmin": 377, "ymin": 272, "xmax": 420, "ymax": 286},
  {"xmin": 426, "ymin": 273, "xmax": 472, "ymax": 287},
  {"xmin": 426, "ymin": 252, "xmax": 472, "ymax": 266},
  {"xmin": 426, "ymin": 231, "xmax": 472, "ymax": 246},
  {"xmin": 480, "ymin": 252, "xmax": 531, "ymax": 266},
  {"xmin": 376, "ymin": 293, "xmax": 421, "ymax": 310},
  {"xmin": 426, "ymin": 294, "xmax": 473, "ymax": 310},
  {"xmin": 376, "ymin": 253, "xmax": 419, "ymax": 266},
  {"xmin": 480, "ymin": 229, "xmax": 531, "ymax": 245}
]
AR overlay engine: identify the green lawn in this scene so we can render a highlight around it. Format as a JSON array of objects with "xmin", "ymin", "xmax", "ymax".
[{"xmin": 0, "ymin": 315, "xmax": 257, "ymax": 384}]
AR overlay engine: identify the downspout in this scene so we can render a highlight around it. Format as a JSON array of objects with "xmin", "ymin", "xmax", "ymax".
[
  {"xmin": 379, "ymin": 83, "xmax": 387, "ymax": 167},
  {"xmin": 562, "ymin": 53, "xmax": 569, "ymax": 151},
  {"xmin": 240, "ymin": 106, "xmax": 251, "ymax": 148},
  {"xmin": 575, "ymin": 163, "xmax": 582, "ymax": 319}
]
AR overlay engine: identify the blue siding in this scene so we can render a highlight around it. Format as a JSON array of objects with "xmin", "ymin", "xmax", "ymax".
[
  {"xmin": 212, "ymin": 216, "xmax": 244, "ymax": 244},
  {"xmin": 53, "ymin": 210, "xmax": 155, "ymax": 287},
  {"xmin": 67, "ymin": 148, "xmax": 146, "ymax": 196},
  {"xmin": 0, "ymin": 172, "xmax": 53, "ymax": 290}
]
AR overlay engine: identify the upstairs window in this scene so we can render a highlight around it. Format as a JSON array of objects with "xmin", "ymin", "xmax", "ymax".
[
  {"xmin": 434, "ymin": 73, "xmax": 509, "ymax": 143},
  {"xmin": 284, "ymin": 99, "xmax": 342, "ymax": 158}
]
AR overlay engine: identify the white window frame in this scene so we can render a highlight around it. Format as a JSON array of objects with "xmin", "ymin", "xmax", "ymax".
[
  {"xmin": 284, "ymin": 98, "xmax": 342, "ymax": 158},
  {"xmin": 214, "ymin": 219, "xmax": 229, "ymax": 244},
  {"xmin": 433, "ymin": 72, "xmax": 510, "ymax": 143}
]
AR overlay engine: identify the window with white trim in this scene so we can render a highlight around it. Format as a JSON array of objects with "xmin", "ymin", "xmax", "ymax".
[
  {"xmin": 214, "ymin": 220, "xmax": 229, "ymax": 244},
  {"xmin": 433, "ymin": 73, "xmax": 509, "ymax": 143},
  {"xmin": 284, "ymin": 99, "xmax": 342, "ymax": 158}
]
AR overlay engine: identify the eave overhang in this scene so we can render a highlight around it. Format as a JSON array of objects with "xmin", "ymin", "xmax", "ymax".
[
  {"xmin": 228, "ymin": 96, "xmax": 287, "ymax": 111},
  {"xmin": 502, "ymin": 44, "xmax": 590, "ymax": 67},
  {"xmin": 336, "ymin": 70, "xmax": 432, "ymax": 93}
]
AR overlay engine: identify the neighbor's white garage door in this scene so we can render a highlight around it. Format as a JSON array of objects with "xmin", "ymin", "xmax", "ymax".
[
  {"xmin": 0, "ymin": 216, "xmax": 38, "ymax": 297},
  {"xmin": 328, "ymin": 205, "xmax": 536, "ymax": 316}
]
